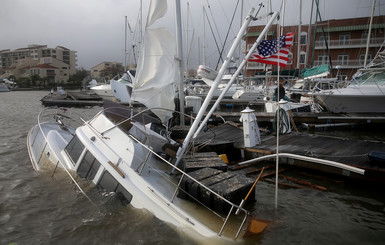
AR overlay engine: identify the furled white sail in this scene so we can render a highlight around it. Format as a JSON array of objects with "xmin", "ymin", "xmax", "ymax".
[
  {"xmin": 146, "ymin": 0, "xmax": 167, "ymax": 27},
  {"xmin": 131, "ymin": 0, "xmax": 178, "ymax": 124}
]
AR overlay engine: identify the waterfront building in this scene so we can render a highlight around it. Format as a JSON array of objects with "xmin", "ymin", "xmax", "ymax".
[
  {"xmin": 90, "ymin": 61, "xmax": 123, "ymax": 80},
  {"xmin": 0, "ymin": 44, "xmax": 77, "ymax": 84},
  {"xmin": 245, "ymin": 16, "xmax": 385, "ymax": 80}
]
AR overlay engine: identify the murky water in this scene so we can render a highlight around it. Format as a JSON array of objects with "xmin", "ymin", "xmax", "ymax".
[{"xmin": 1, "ymin": 91, "xmax": 385, "ymax": 245}]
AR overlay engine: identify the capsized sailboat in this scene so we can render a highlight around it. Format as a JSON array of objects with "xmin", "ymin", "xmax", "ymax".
[{"xmin": 27, "ymin": 2, "xmax": 272, "ymax": 242}]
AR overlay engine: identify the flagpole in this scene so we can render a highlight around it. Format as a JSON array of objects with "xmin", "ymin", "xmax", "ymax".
[
  {"xmin": 275, "ymin": 0, "xmax": 285, "ymax": 211},
  {"xmin": 194, "ymin": 11, "xmax": 279, "ymax": 139}
]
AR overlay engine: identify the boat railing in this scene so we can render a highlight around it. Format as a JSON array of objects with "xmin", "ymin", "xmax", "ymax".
[
  {"xmin": 38, "ymin": 107, "xmax": 86, "ymax": 129},
  {"xmin": 32, "ymin": 108, "xmax": 85, "ymax": 150},
  {"xmin": 127, "ymin": 131, "xmax": 250, "ymax": 239},
  {"xmin": 91, "ymin": 107, "xmax": 250, "ymax": 239},
  {"xmin": 33, "ymin": 108, "xmax": 93, "ymax": 202}
]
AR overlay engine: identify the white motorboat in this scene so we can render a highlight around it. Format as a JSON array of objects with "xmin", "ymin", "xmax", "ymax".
[
  {"xmin": 110, "ymin": 71, "xmax": 134, "ymax": 103},
  {"xmin": 312, "ymin": 47, "xmax": 385, "ymax": 113},
  {"xmin": 196, "ymin": 65, "xmax": 248, "ymax": 99},
  {"xmin": 90, "ymin": 83, "xmax": 114, "ymax": 101}
]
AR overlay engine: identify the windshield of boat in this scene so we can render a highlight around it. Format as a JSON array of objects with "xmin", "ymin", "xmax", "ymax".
[{"xmin": 352, "ymin": 71, "xmax": 385, "ymax": 85}]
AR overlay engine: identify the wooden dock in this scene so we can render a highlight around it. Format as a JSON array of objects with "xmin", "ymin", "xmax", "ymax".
[
  {"xmin": 41, "ymin": 91, "xmax": 104, "ymax": 107},
  {"xmin": 179, "ymin": 152, "xmax": 257, "ymax": 213},
  {"xmin": 192, "ymin": 122, "xmax": 385, "ymax": 184},
  {"xmin": 212, "ymin": 111, "xmax": 385, "ymax": 125}
]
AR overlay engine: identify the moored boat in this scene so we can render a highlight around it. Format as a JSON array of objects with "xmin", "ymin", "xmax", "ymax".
[{"xmin": 311, "ymin": 45, "xmax": 385, "ymax": 113}]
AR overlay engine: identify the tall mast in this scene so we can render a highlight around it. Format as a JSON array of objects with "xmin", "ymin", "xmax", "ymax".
[
  {"xmin": 305, "ymin": 0, "xmax": 314, "ymax": 68},
  {"xmin": 175, "ymin": 0, "xmax": 185, "ymax": 126},
  {"xmin": 297, "ymin": 0, "xmax": 302, "ymax": 71},
  {"xmin": 364, "ymin": 0, "xmax": 376, "ymax": 67},
  {"xmin": 124, "ymin": 16, "xmax": 127, "ymax": 71},
  {"xmin": 203, "ymin": 6, "xmax": 206, "ymax": 66}
]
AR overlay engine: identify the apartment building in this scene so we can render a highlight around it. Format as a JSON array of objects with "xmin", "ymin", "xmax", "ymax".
[
  {"xmin": 245, "ymin": 16, "xmax": 385, "ymax": 80},
  {"xmin": 0, "ymin": 44, "xmax": 77, "ymax": 84}
]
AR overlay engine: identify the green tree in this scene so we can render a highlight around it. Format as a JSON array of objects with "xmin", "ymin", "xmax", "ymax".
[
  {"xmin": 41, "ymin": 76, "xmax": 49, "ymax": 87},
  {"xmin": 100, "ymin": 63, "xmax": 123, "ymax": 80},
  {"xmin": 17, "ymin": 77, "xmax": 31, "ymax": 88},
  {"xmin": 68, "ymin": 68, "xmax": 90, "ymax": 85},
  {"xmin": 30, "ymin": 74, "xmax": 41, "ymax": 87}
]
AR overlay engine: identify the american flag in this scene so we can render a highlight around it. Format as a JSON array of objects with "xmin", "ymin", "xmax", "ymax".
[{"xmin": 248, "ymin": 32, "xmax": 294, "ymax": 67}]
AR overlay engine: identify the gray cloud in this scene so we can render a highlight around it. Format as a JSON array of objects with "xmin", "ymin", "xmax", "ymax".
[{"xmin": 1, "ymin": 0, "xmax": 382, "ymax": 70}]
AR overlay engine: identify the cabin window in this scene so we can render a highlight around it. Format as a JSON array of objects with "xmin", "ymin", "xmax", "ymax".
[
  {"xmin": 98, "ymin": 171, "xmax": 132, "ymax": 205},
  {"xmin": 76, "ymin": 151, "xmax": 101, "ymax": 180},
  {"xmin": 65, "ymin": 135, "xmax": 84, "ymax": 166}
]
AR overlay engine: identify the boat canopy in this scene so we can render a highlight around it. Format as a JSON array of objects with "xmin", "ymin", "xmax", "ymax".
[{"xmin": 301, "ymin": 64, "xmax": 330, "ymax": 79}]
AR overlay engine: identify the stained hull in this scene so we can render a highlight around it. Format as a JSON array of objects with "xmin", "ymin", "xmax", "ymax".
[{"xmin": 313, "ymin": 85, "xmax": 385, "ymax": 113}]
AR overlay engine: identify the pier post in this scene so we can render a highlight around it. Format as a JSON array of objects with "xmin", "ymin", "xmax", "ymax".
[{"xmin": 240, "ymin": 107, "xmax": 261, "ymax": 147}]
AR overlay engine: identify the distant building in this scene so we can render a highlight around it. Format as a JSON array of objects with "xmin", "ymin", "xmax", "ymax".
[
  {"xmin": 245, "ymin": 16, "xmax": 385, "ymax": 80},
  {"xmin": 90, "ymin": 61, "xmax": 123, "ymax": 80},
  {"xmin": 0, "ymin": 44, "xmax": 77, "ymax": 84}
]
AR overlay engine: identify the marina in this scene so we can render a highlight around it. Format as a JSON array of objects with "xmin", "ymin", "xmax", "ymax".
[
  {"xmin": 3, "ymin": 90, "xmax": 385, "ymax": 245},
  {"xmin": 1, "ymin": 0, "xmax": 385, "ymax": 244}
]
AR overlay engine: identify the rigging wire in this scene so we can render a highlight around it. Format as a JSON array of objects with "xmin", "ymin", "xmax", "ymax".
[
  {"xmin": 215, "ymin": 0, "xmax": 240, "ymax": 70},
  {"xmin": 207, "ymin": 1, "xmax": 224, "ymax": 51},
  {"xmin": 203, "ymin": 7, "xmax": 224, "ymax": 65}
]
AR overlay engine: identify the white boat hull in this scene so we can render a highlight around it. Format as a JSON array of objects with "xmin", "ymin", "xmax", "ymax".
[
  {"xmin": 90, "ymin": 84, "xmax": 114, "ymax": 100},
  {"xmin": 27, "ymin": 109, "xmax": 248, "ymax": 242},
  {"xmin": 110, "ymin": 80, "xmax": 132, "ymax": 103},
  {"xmin": 313, "ymin": 85, "xmax": 385, "ymax": 113}
]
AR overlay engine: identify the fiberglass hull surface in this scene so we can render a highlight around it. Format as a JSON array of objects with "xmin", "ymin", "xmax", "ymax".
[
  {"xmin": 315, "ymin": 93, "xmax": 385, "ymax": 113},
  {"xmin": 27, "ymin": 122, "xmax": 75, "ymax": 171},
  {"xmin": 75, "ymin": 113, "xmax": 232, "ymax": 240},
  {"xmin": 314, "ymin": 85, "xmax": 385, "ymax": 113}
]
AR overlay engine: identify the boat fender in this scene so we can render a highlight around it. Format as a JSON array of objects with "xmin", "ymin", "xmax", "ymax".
[{"xmin": 368, "ymin": 151, "xmax": 385, "ymax": 164}]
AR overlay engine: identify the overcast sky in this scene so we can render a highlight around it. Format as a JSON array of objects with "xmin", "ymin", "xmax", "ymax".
[{"xmin": 1, "ymin": 0, "xmax": 383, "ymax": 70}]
